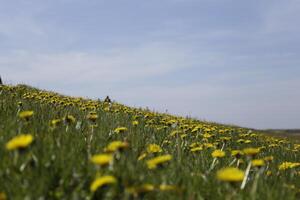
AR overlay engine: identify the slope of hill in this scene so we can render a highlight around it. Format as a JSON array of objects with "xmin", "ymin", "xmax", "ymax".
[{"xmin": 0, "ymin": 84, "xmax": 299, "ymax": 200}]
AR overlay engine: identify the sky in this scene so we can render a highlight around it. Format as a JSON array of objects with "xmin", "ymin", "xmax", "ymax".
[{"xmin": 1, "ymin": 0, "xmax": 300, "ymax": 129}]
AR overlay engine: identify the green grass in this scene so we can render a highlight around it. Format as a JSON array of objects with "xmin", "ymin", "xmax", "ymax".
[{"xmin": 0, "ymin": 84, "xmax": 299, "ymax": 200}]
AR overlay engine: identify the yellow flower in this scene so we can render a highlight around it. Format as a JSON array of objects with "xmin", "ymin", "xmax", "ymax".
[
  {"xmin": 251, "ymin": 159, "xmax": 265, "ymax": 167},
  {"xmin": 114, "ymin": 127, "xmax": 128, "ymax": 133},
  {"xmin": 278, "ymin": 162, "xmax": 300, "ymax": 170},
  {"xmin": 91, "ymin": 154, "xmax": 113, "ymax": 166},
  {"xmin": 203, "ymin": 133, "xmax": 213, "ymax": 138},
  {"xmin": 263, "ymin": 156, "xmax": 274, "ymax": 162},
  {"xmin": 50, "ymin": 119, "xmax": 62, "ymax": 127},
  {"xmin": 64, "ymin": 115, "xmax": 76, "ymax": 124},
  {"xmin": 243, "ymin": 147, "xmax": 260, "ymax": 156},
  {"xmin": 87, "ymin": 113, "xmax": 98, "ymax": 122},
  {"xmin": 90, "ymin": 175, "xmax": 117, "ymax": 192},
  {"xmin": 147, "ymin": 144, "xmax": 162, "ymax": 154},
  {"xmin": 244, "ymin": 140, "xmax": 252, "ymax": 144},
  {"xmin": 137, "ymin": 184, "xmax": 155, "ymax": 192},
  {"xmin": 216, "ymin": 167, "xmax": 245, "ymax": 182},
  {"xmin": 18, "ymin": 110, "xmax": 34, "ymax": 120},
  {"xmin": 190, "ymin": 146, "xmax": 203, "ymax": 152},
  {"xmin": 237, "ymin": 139, "xmax": 245, "ymax": 144},
  {"xmin": 203, "ymin": 143, "xmax": 214, "ymax": 149},
  {"xmin": 231, "ymin": 150, "xmax": 243, "ymax": 158},
  {"xmin": 104, "ymin": 141, "xmax": 129, "ymax": 153},
  {"xmin": 146, "ymin": 154, "xmax": 172, "ymax": 169},
  {"xmin": 6, "ymin": 134, "xmax": 34, "ymax": 150},
  {"xmin": 132, "ymin": 120, "xmax": 139, "ymax": 126},
  {"xmin": 189, "ymin": 142, "xmax": 200, "ymax": 148},
  {"xmin": 212, "ymin": 150, "xmax": 225, "ymax": 158},
  {"xmin": 159, "ymin": 184, "xmax": 178, "ymax": 191},
  {"xmin": 126, "ymin": 184, "xmax": 155, "ymax": 196}
]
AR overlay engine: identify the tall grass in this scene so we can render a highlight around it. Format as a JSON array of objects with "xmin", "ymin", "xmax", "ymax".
[{"xmin": 0, "ymin": 84, "xmax": 299, "ymax": 200}]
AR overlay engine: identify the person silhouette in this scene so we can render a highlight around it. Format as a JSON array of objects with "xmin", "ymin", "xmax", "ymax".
[
  {"xmin": 0, "ymin": 76, "xmax": 2, "ymax": 85},
  {"xmin": 104, "ymin": 96, "xmax": 111, "ymax": 103}
]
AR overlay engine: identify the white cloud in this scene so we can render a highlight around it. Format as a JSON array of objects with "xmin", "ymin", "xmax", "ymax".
[{"xmin": 1, "ymin": 42, "xmax": 194, "ymax": 85}]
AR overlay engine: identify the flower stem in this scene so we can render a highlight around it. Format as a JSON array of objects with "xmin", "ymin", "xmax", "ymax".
[{"xmin": 241, "ymin": 161, "xmax": 252, "ymax": 189}]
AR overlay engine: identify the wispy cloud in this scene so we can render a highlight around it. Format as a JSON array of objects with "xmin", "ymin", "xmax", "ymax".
[{"xmin": 1, "ymin": 42, "xmax": 195, "ymax": 85}]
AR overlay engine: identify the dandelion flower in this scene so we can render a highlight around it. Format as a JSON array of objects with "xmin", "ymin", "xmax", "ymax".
[
  {"xmin": 64, "ymin": 115, "xmax": 76, "ymax": 124},
  {"xmin": 251, "ymin": 159, "xmax": 265, "ymax": 167},
  {"xmin": 132, "ymin": 120, "xmax": 139, "ymax": 126},
  {"xmin": 231, "ymin": 150, "xmax": 243, "ymax": 158},
  {"xmin": 87, "ymin": 113, "xmax": 98, "ymax": 122},
  {"xmin": 18, "ymin": 110, "xmax": 34, "ymax": 121},
  {"xmin": 159, "ymin": 184, "xmax": 178, "ymax": 191},
  {"xmin": 146, "ymin": 154, "xmax": 172, "ymax": 169},
  {"xmin": 91, "ymin": 154, "xmax": 113, "ymax": 166},
  {"xmin": 126, "ymin": 184, "xmax": 155, "ymax": 196},
  {"xmin": 50, "ymin": 119, "xmax": 62, "ymax": 127},
  {"xmin": 6, "ymin": 134, "xmax": 34, "ymax": 150},
  {"xmin": 216, "ymin": 167, "xmax": 245, "ymax": 182},
  {"xmin": 137, "ymin": 184, "xmax": 155, "ymax": 193},
  {"xmin": 90, "ymin": 175, "xmax": 117, "ymax": 192},
  {"xmin": 147, "ymin": 144, "xmax": 162, "ymax": 154},
  {"xmin": 190, "ymin": 146, "xmax": 203, "ymax": 152},
  {"xmin": 212, "ymin": 150, "xmax": 225, "ymax": 158},
  {"xmin": 114, "ymin": 127, "xmax": 128, "ymax": 134},
  {"xmin": 263, "ymin": 156, "xmax": 274, "ymax": 162},
  {"xmin": 278, "ymin": 162, "xmax": 300, "ymax": 170},
  {"xmin": 104, "ymin": 141, "xmax": 129, "ymax": 153},
  {"xmin": 243, "ymin": 147, "xmax": 260, "ymax": 156}
]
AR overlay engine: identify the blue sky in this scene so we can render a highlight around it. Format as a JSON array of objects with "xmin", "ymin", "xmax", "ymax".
[{"xmin": 1, "ymin": 0, "xmax": 300, "ymax": 129}]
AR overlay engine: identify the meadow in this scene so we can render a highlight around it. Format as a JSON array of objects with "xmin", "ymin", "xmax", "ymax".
[{"xmin": 0, "ymin": 84, "xmax": 299, "ymax": 200}]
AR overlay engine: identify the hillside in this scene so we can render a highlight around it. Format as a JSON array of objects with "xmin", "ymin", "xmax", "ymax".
[{"xmin": 0, "ymin": 84, "xmax": 299, "ymax": 200}]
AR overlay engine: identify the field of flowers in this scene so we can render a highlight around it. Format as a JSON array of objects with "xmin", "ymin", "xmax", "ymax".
[{"xmin": 0, "ymin": 84, "xmax": 299, "ymax": 200}]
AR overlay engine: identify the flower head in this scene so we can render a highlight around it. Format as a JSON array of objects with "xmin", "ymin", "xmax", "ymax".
[
  {"xmin": 243, "ymin": 147, "xmax": 260, "ymax": 156},
  {"xmin": 104, "ymin": 141, "xmax": 129, "ymax": 153},
  {"xmin": 91, "ymin": 154, "xmax": 113, "ymax": 166},
  {"xmin": 190, "ymin": 146, "xmax": 203, "ymax": 152},
  {"xmin": 278, "ymin": 162, "xmax": 300, "ymax": 170},
  {"xmin": 251, "ymin": 159, "xmax": 265, "ymax": 167},
  {"xmin": 132, "ymin": 120, "xmax": 139, "ymax": 126},
  {"xmin": 50, "ymin": 119, "xmax": 62, "ymax": 127},
  {"xmin": 90, "ymin": 175, "xmax": 117, "ymax": 192},
  {"xmin": 231, "ymin": 150, "xmax": 243, "ymax": 158},
  {"xmin": 64, "ymin": 115, "xmax": 76, "ymax": 124},
  {"xmin": 114, "ymin": 127, "xmax": 128, "ymax": 134},
  {"xmin": 87, "ymin": 113, "xmax": 98, "ymax": 122},
  {"xmin": 6, "ymin": 134, "xmax": 34, "ymax": 150},
  {"xmin": 212, "ymin": 150, "xmax": 225, "ymax": 158},
  {"xmin": 147, "ymin": 144, "xmax": 162, "ymax": 154},
  {"xmin": 18, "ymin": 110, "xmax": 34, "ymax": 121},
  {"xmin": 126, "ymin": 184, "xmax": 155, "ymax": 196},
  {"xmin": 216, "ymin": 167, "xmax": 245, "ymax": 182},
  {"xmin": 146, "ymin": 154, "xmax": 172, "ymax": 169},
  {"xmin": 159, "ymin": 184, "xmax": 178, "ymax": 192}
]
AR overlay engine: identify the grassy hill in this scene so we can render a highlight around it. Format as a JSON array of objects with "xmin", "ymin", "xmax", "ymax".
[{"xmin": 0, "ymin": 84, "xmax": 299, "ymax": 200}]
